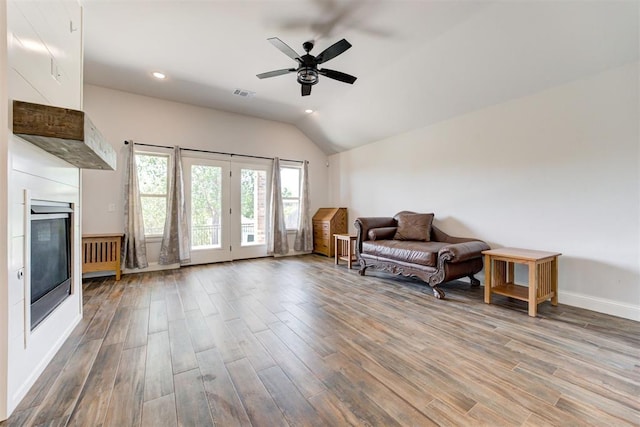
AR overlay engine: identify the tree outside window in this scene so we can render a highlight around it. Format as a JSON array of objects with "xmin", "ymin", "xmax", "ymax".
[
  {"xmin": 240, "ymin": 169, "xmax": 267, "ymax": 245},
  {"xmin": 280, "ymin": 167, "xmax": 301, "ymax": 230},
  {"xmin": 190, "ymin": 164, "xmax": 222, "ymax": 248},
  {"xmin": 135, "ymin": 152, "xmax": 169, "ymax": 236}
]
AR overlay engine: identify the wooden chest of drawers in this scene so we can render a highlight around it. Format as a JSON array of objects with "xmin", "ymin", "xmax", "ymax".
[{"xmin": 312, "ymin": 208, "xmax": 347, "ymax": 257}]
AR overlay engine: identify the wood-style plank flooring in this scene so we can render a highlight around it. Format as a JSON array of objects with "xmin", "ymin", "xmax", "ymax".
[{"xmin": 2, "ymin": 255, "xmax": 639, "ymax": 426}]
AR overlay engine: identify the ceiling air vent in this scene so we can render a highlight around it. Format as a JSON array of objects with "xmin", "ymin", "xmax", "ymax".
[{"xmin": 233, "ymin": 88, "xmax": 255, "ymax": 98}]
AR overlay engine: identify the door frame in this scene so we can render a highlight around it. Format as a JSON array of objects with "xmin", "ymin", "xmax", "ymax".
[{"xmin": 182, "ymin": 155, "xmax": 272, "ymax": 265}]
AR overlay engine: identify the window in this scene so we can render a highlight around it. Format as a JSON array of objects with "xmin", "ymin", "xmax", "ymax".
[
  {"xmin": 280, "ymin": 166, "xmax": 301, "ymax": 230},
  {"xmin": 135, "ymin": 152, "xmax": 169, "ymax": 236}
]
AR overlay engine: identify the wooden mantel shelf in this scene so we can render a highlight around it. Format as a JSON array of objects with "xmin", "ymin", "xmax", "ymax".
[{"xmin": 12, "ymin": 100, "xmax": 116, "ymax": 170}]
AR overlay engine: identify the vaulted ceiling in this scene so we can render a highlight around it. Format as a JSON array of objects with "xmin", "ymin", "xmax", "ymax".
[{"xmin": 83, "ymin": 0, "xmax": 639, "ymax": 154}]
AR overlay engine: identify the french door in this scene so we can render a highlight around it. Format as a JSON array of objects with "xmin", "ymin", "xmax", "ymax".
[
  {"xmin": 230, "ymin": 162, "xmax": 270, "ymax": 259},
  {"xmin": 183, "ymin": 157, "xmax": 270, "ymax": 265}
]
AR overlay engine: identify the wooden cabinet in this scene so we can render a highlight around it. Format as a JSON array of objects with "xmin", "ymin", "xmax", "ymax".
[
  {"xmin": 313, "ymin": 208, "xmax": 347, "ymax": 257},
  {"xmin": 82, "ymin": 234, "xmax": 123, "ymax": 280}
]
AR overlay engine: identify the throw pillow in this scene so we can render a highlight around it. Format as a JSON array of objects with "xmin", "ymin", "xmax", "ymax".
[
  {"xmin": 393, "ymin": 213, "xmax": 434, "ymax": 241},
  {"xmin": 368, "ymin": 227, "xmax": 397, "ymax": 241}
]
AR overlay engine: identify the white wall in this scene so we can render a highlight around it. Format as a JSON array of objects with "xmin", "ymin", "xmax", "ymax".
[
  {"xmin": 0, "ymin": 2, "xmax": 10, "ymax": 420},
  {"xmin": 3, "ymin": 0, "xmax": 84, "ymax": 419},
  {"xmin": 82, "ymin": 84, "xmax": 329, "ymax": 265},
  {"xmin": 329, "ymin": 62, "xmax": 640, "ymax": 321}
]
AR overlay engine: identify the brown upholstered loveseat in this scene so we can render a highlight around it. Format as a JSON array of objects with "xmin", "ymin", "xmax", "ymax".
[{"xmin": 354, "ymin": 211, "xmax": 490, "ymax": 299}]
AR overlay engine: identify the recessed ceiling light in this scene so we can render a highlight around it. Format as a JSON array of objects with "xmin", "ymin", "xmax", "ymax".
[
  {"xmin": 152, "ymin": 71, "xmax": 166, "ymax": 80},
  {"xmin": 305, "ymin": 109, "xmax": 313, "ymax": 114}
]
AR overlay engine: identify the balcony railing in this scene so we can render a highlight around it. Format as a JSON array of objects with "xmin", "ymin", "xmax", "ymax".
[
  {"xmin": 191, "ymin": 223, "xmax": 257, "ymax": 247},
  {"xmin": 192, "ymin": 224, "xmax": 221, "ymax": 247}
]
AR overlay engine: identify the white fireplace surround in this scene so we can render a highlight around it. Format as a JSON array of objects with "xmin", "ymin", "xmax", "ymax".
[{"xmin": 6, "ymin": 190, "xmax": 82, "ymax": 409}]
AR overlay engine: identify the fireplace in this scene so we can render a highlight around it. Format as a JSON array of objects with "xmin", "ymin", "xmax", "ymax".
[{"xmin": 30, "ymin": 201, "xmax": 73, "ymax": 330}]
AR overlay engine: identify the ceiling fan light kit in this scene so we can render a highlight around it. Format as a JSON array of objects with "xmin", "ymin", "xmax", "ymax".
[
  {"xmin": 257, "ymin": 37, "xmax": 357, "ymax": 96},
  {"xmin": 297, "ymin": 68, "xmax": 318, "ymax": 85}
]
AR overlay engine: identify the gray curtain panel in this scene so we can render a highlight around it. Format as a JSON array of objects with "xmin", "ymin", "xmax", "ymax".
[
  {"xmin": 122, "ymin": 142, "xmax": 148, "ymax": 269},
  {"xmin": 159, "ymin": 146, "xmax": 191, "ymax": 265},
  {"xmin": 267, "ymin": 157, "xmax": 289, "ymax": 255},
  {"xmin": 294, "ymin": 160, "xmax": 312, "ymax": 252}
]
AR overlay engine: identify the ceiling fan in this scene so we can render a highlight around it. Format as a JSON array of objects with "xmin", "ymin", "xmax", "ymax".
[
  {"xmin": 257, "ymin": 37, "xmax": 357, "ymax": 96},
  {"xmin": 274, "ymin": 0, "xmax": 392, "ymax": 40}
]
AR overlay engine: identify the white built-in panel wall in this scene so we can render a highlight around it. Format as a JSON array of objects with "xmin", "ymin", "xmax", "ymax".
[
  {"xmin": 82, "ymin": 84, "xmax": 329, "ymax": 267},
  {"xmin": 7, "ymin": 0, "xmax": 81, "ymax": 109},
  {"xmin": 329, "ymin": 63, "xmax": 640, "ymax": 321},
  {"xmin": 3, "ymin": 0, "xmax": 83, "ymax": 419}
]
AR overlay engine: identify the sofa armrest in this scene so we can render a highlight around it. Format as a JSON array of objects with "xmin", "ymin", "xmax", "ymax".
[
  {"xmin": 439, "ymin": 240, "xmax": 491, "ymax": 263},
  {"xmin": 431, "ymin": 225, "xmax": 479, "ymax": 244}
]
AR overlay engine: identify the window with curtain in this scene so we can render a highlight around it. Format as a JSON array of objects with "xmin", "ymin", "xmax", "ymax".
[
  {"xmin": 280, "ymin": 166, "xmax": 301, "ymax": 230},
  {"xmin": 135, "ymin": 152, "xmax": 169, "ymax": 237}
]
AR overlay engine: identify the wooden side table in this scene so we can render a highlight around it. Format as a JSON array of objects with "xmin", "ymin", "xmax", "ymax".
[
  {"xmin": 334, "ymin": 234, "xmax": 357, "ymax": 269},
  {"xmin": 483, "ymin": 248, "xmax": 561, "ymax": 317}
]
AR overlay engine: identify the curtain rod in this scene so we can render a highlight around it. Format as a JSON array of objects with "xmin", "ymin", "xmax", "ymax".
[{"xmin": 124, "ymin": 140, "xmax": 304, "ymax": 164}]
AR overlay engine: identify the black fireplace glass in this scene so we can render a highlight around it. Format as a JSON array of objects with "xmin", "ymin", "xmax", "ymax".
[{"xmin": 31, "ymin": 218, "xmax": 70, "ymax": 303}]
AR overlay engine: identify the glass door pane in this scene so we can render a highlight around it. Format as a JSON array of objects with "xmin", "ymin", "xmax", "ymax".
[
  {"xmin": 191, "ymin": 164, "xmax": 222, "ymax": 249},
  {"xmin": 240, "ymin": 168, "xmax": 267, "ymax": 246},
  {"xmin": 231, "ymin": 162, "xmax": 270, "ymax": 260},
  {"xmin": 183, "ymin": 157, "xmax": 231, "ymax": 264}
]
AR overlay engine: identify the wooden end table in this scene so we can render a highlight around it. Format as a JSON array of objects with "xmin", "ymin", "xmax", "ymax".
[
  {"xmin": 334, "ymin": 234, "xmax": 357, "ymax": 269},
  {"xmin": 482, "ymin": 248, "xmax": 561, "ymax": 317}
]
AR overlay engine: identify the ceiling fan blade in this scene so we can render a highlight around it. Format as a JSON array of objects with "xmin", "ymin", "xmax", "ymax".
[
  {"xmin": 256, "ymin": 68, "xmax": 295, "ymax": 79},
  {"xmin": 315, "ymin": 39, "xmax": 352, "ymax": 64},
  {"xmin": 301, "ymin": 84, "xmax": 312, "ymax": 96},
  {"xmin": 268, "ymin": 37, "xmax": 301, "ymax": 61},
  {"xmin": 319, "ymin": 68, "xmax": 357, "ymax": 84}
]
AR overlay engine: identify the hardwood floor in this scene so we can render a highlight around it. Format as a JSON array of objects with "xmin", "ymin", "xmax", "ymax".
[{"xmin": 2, "ymin": 255, "xmax": 639, "ymax": 426}]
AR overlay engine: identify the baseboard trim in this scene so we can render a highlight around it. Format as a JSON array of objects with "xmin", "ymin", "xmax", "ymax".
[{"xmin": 559, "ymin": 291, "xmax": 640, "ymax": 321}]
